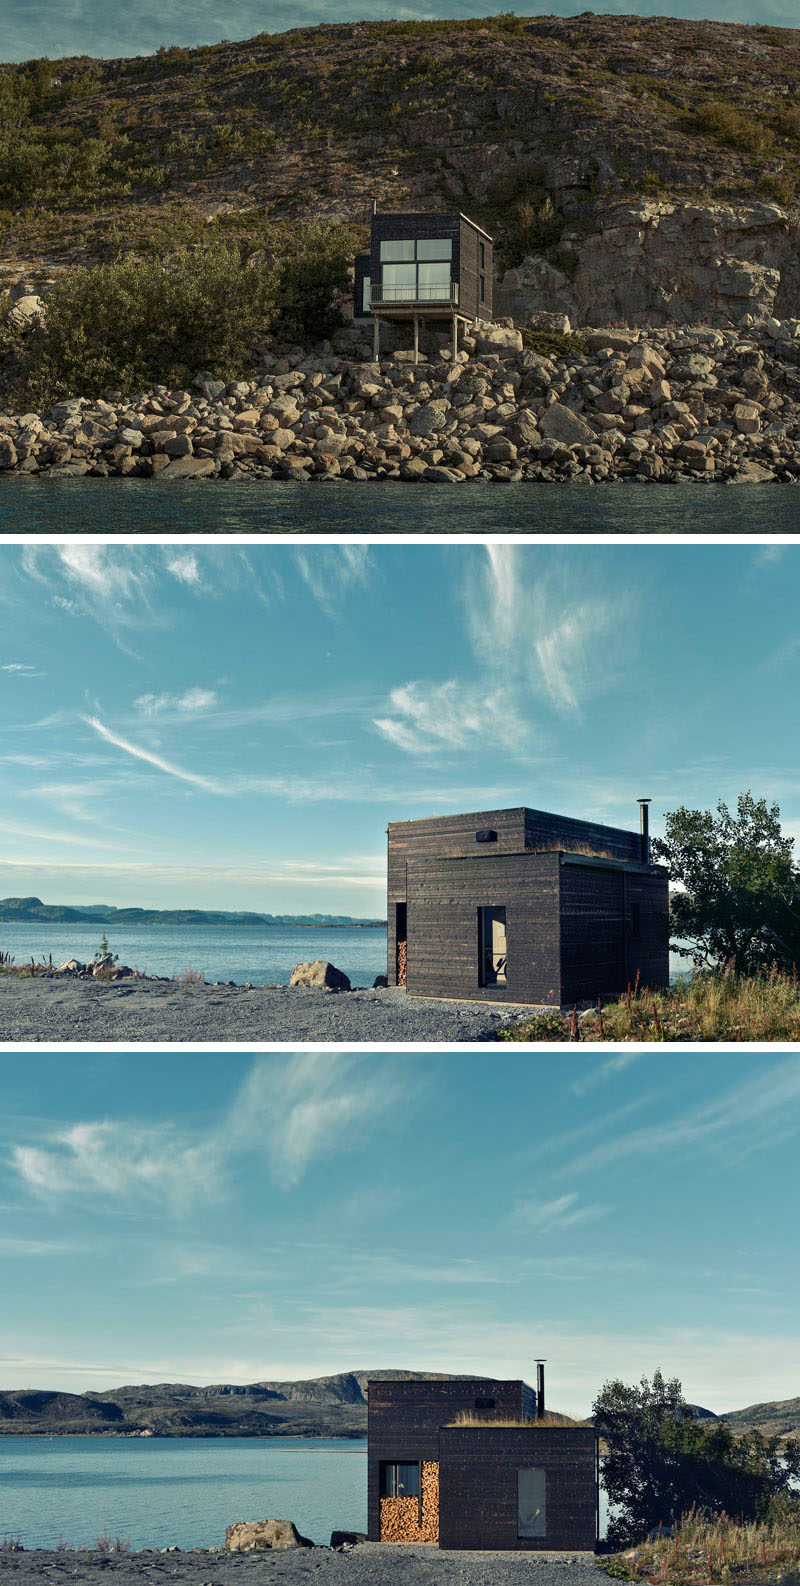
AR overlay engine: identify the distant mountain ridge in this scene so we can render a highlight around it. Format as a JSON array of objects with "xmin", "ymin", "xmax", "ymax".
[
  {"xmin": 0, "ymin": 1372, "xmax": 795, "ymax": 1440},
  {"xmin": 0, "ymin": 897, "xmax": 385, "ymax": 928}
]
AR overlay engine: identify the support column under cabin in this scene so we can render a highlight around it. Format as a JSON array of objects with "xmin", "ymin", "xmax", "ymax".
[
  {"xmin": 413, "ymin": 315, "xmax": 419, "ymax": 365},
  {"xmin": 373, "ymin": 316, "xmax": 380, "ymax": 361}
]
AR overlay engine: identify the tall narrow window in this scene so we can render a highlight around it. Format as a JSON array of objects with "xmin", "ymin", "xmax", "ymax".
[
  {"xmin": 478, "ymin": 906, "xmax": 507, "ymax": 987},
  {"xmin": 479, "ymin": 241, "xmax": 486, "ymax": 270},
  {"xmin": 518, "ymin": 1469, "xmax": 546, "ymax": 1538},
  {"xmin": 362, "ymin": 277, "xmax": 372, "ymax": 312}
]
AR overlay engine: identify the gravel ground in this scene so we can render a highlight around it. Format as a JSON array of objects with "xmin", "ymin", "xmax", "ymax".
[
  {"xmin": 0, "ymin": 979, "xmax": 536, "ymax": 1043},
  {"xmin": 0, "ymin": 1549, "xmax": 604, "ymax": 1586}
]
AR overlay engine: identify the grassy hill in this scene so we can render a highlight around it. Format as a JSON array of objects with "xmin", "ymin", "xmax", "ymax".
[{"xmin": 3, "ymin": 14, "xmax": 800, "ymax": 288}]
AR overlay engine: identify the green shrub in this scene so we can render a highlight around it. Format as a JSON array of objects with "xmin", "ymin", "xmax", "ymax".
[
  {"xmin": 500, "ymin": 1009, "xmax": 572, "ymax": 1041},
  {"xmin": 689, "ymin": 101, "xmax": 775, "ymax": 159},
  {"xmin": 22, "ymin": 244, "xmax": 280, "ymax": 401},
  {"xmin": 271, "ymin": 220, "xmax": 360, "ymax": 345}
]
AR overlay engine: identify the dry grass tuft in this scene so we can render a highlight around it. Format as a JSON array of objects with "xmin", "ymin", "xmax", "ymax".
[
  {"xmin": 603, "ymin": 1507, "xmax": 800, "ymax": 1584},
  {"xmin": 500, "ymin": 968, "xmax": 800, "ymax": 1043},
  {"xmin": 448, "ymin": 1409, "xmax": 587, "ymax": 1428}
]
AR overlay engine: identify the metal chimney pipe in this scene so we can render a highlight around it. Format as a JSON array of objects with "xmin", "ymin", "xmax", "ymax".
[
  {"xmin": 637, "ymin": 799, "xmax": 651, "ymax": 865},
  {"xmin": 536, "ymin": 1360, "xmax": 546, "ymax": 1420},
  {"xmin": 371, "ymin": 197, "xmax": 378, "ymax": 216}
]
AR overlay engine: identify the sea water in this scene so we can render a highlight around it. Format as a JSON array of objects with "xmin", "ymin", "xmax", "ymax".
[
  {"xmin": 1, "ymin": 477, "xmax": 798, "ymax": 534},
  {"xmin": 0, "ymin": 921, "xmax": 387, "ymax": 987}
]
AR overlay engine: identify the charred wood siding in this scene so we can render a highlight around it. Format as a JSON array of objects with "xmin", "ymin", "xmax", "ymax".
[
  {"xmin": 367, "ymin": 1379, "xmax": 526, "ymax": 1542},
  {"xmin": 559, "ymin": 861, "xmax": 669, "ymax": 1002},
  {"xmin": 457, "ymin": 218, "xmax": 493, "ymax": 320},
  {"xmin": 438, "ymin": 1427, "xmax": 598, "ymax": 1552},
  {"xmin": 387, "ymin": 809, "xmax": 529, "ymax": 983},
  {"xmin": 369, "ymin": 211, "xmax": 461, "ymax": 308},
  {"xmin": 353, "ymin": 252, "xmax": 371, "ymax": 319},
  {"xmin": 406, "ymin": 852, "xmax": 561, "ymax": 1004}
]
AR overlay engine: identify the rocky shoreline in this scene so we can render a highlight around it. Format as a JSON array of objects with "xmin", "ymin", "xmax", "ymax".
[{"xmin": 3, "ymin": 318, "xmax": 800, "ymax": 485}]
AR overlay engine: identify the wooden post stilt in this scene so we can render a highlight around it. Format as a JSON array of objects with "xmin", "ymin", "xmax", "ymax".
[
  {"xmin": 452, "ymin": 315, "xmax": 458, "ymax": 361},
  {"xmin": 413, "ymin": 315, "xmax": 419, "ymax": 365},
  {"xmin": 373, "ymin": 316, "xmax": 380, "ymax": 362}
]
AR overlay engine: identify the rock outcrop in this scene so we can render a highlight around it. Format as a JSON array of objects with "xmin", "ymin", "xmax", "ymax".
[
  {"xmin": 496, "ymin": 201, "xmax": 800, "ymax": 330},
  {"xmin": 289, "ymin": 960, "xmax": 352, "ymax": 991},
  {"xmin": 225, "ymin": 1520, "xmax": 314, "ymax": 1552}
]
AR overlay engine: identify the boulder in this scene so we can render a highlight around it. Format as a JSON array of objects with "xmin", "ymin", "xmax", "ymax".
[
  {"xmin": 289, "ymin": 960, "xmax": 351, "ymax": 991},
  {"xmin": 57, "ymin": 959, "xmax": 85, "ymax": 974},
  {"xmin": 330, "ymin": 1531, "xmax": 367, "ymax": 1550},
  {"xmin": 372, "ymin": 974, "xmax": 389, "ymax": 989},
  {"xmin": 225, "ymin": 1520, "xmax": 314, "ymax": 1552},
  {"xmin": 161, "ymin": 457, "xmax": 216, "ymax": 478},
  {"xmin": 408, "ymin": 400, "xmax": 449, "ymax": 437},
  {"xmin": 733, "ymin": 401, "xmax": 761, "ymax": 435},
  {"xmin": 7, "ymin": 294, "xmax": 45, "ymax": 331},
  {"xmin": 0, "ymin": 437, "xmax": 18, "ymax": 470},
  {"xmin": 92, "ymin": 955, "xmax": 116, "ymax": 976},
  {"xmin": 539, "ymin": 403, "xmax": 597, "ymax": 448}
]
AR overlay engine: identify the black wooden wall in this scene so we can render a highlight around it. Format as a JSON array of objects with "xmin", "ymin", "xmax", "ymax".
[
  {"xmin": 367, "ymin": 1379, "xmax": 528, "ymax": 1542},
  {"xmin": 438, "ymin": 1426, "xmax": 598, "ymax": 1552},
  {"xmin": 559, "ymin": 858, "xmax": 669, "ymax": 1003},
  {"xmin": 406, "ymin": 850, "xmax": 561, "ymax": 1004}
]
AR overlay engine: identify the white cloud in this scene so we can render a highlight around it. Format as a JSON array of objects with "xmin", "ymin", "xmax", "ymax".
[
  {"xmin": 374, "ymin": 679, "xmax": 526, "ymax": 755},
  {"xmin": 512, "ymin": 1191, "xmax": 612, "ymax": 1234},
  {"xmin": 56, "ymin": 546, "xmax": 144, "ymax": 604},
  {"xmin": 12, "ymin": 1122, "xmax": 215, "ymax": 1212},
  {"xmin": 83, "ymin": 716, "xmax": 224, "ymax": 792},
  {"xmin": 135, "ymin": 687, "xmax": 219, "ymax": 716},
  {"xmin": 465, "ymin": 544, "xmax": 634, "ymax": 718},
  {"xmin": 294, "ymin": 546, "xmax": 371, "ymax": 615},
  {"xmin": 166, "ymin": 553, "xmax": 202, "ymax": 586},
  {"xmin": 9, "ymin": 1055, "xmax": 416, "ymax": 1210},
  {"xmin": 229, "ymin": 1054, "xmax": 414, "ymax": 1189},
  {"xmin": 1, "ymin": 662, "xmax": 43, "ymax": 677}
]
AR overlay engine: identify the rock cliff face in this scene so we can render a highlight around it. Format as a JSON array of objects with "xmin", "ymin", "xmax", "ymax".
[
  {"xmin": 4, "ymin": 13, "xmax": 800, "ymax": 333},
  {"xmin": 496, "ymin": 200, "xmax": 800, "ymax": 328}
]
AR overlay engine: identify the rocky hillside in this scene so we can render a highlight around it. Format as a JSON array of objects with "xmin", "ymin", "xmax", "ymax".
[
  {"xmin": 0, "ymin": 1373, "xmax": 464, "ymax": 1438},
  {"xmin": 3, "ymin": 15, "xmax": 800, "ymax": 325},
  {"xmin": 1, "ymin": 1373, "xmax": 796, "ymax": 1439}
]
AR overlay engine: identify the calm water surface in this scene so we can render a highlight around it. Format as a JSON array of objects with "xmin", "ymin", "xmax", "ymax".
[
  {"xmin": 1, "ymin": 478, "xmax": 798, "ymax": 533},
  {"xmin": 0, "ymin": 922, "xmax": 387, "ymax": 986},
  {"xmin": 0, "ymin": 1436, "xmax": 611, "ymax": 1550},
  {"xmin": 0, "ymin": 1437, "xmax": 367, "ymax": 1550}
]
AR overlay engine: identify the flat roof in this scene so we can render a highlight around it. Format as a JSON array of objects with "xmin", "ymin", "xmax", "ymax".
[
  {"xmin": 406, "ymin": 849, "xmax": 663, "ymax": 876},
  {"xmin": 373, "ymin": 209, "xmax": 493, "ymax": 242}
]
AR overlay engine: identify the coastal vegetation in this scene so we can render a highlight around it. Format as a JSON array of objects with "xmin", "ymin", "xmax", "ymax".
[
  {"xmin": 594, "ymin": 1370, "xmax": 800, "ymax": 1548},
  {"xmin": 499, "ymin": 968, "xmax": 800, "ymax": 1042},
  {"xmin": 13, "ymin": 225, "xmax": 357, "ymax": 402},
  {"xmin": 603, "ymin": 1508, "xmax": 800, "ymax": 1585}
]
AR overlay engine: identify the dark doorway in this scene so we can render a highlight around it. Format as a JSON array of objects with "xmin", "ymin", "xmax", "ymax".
[
  {"xmin": 396, "ymin": 902, "xmax": 407, "ymax": 986},
  {"xmin": 478, "ymin": 905, "xmax": 507, "ymax": 986}
]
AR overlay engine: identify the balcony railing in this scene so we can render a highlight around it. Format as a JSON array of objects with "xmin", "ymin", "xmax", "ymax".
[{"xmin": 371, "ymin": 282, "xmax": 459, "ymax": 308}]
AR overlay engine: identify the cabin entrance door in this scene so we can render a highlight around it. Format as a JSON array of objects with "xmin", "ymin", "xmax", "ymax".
[{"xmin": 479, "ymin": 905, "xmax": 507, "ymax": 986}]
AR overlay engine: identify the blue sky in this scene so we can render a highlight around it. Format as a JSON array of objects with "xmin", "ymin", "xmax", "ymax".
[
  {"xmin": 0, "ymin": 540, "xmax": 798, "ymax": 915},
  {"xmin": 1, "ymin": 1051, "xmax": 799, "ymax": 1410},
  {"xmin": 1, "ymin": 0, "xmax": 796, "ymax": 64}
]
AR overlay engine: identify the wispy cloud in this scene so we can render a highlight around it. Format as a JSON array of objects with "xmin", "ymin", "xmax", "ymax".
[
  {"xmin": 571, "ymin": 1055, "xmax": 646, "ymax": 1095},
  {"xmin": 512, "ymin": 1191, "xmax": 612, "ymax": 1234},
  {"xmin": 294, "ymin": 546, "xmax": 372, "ymax": 616},
  {"xmin": 166, "ymin": 553, "xmax": 202, "ymax": 586},
  {"xmin": 135, "ymin": 687, "xmax": 219, "ymax": 716},
  {"xmin": 2, "ymin": 662, "xmax": 43, "ymax": 677},
  {"xmin": 83, "ymin": 716, "xmax": 224, "ymax": 792},
  {"xmin": 13, "ymin": 1122, "xmax": 216, "ymax": 1212},
  {"xmin": 9, "ymin": 1055, "xmax": 418, "ymax": 1209},
  {"xmin": 465, "ymin": 544, "xmax": 635, "ymax": 718},
  {"xmin": 560, "ymin": 1060, "xmax": 800, "ymax": 1179},
  {"xmin": 374, "ymin": 679, "xmax": 527, "ymax": 754}
]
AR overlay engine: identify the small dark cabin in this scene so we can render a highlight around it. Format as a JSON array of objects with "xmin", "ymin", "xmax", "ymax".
[
  {"xmin": 387, "ymin": 800, "xmax": 669, "ymax": 1005},
  {"xmin": 368, "ymin": 1372, "xmax": 598, "ymax": 1551},
  {"xmin": 354, "ymin": 206, "xmax": 493, "ymax": 360}
]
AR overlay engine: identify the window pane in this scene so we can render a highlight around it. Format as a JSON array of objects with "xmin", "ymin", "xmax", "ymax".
[
  {"xmin": 418, "ymin": 261, "xmax": 451, "ymax": 286},
  {"xmin": 362, "ymin": 277, "xmax": 372, "ymax": 311},
  {"xmin": 380, "ymin": 239, "xmax": 415, "ymax": 261},
  {"xmin": 518, "ymin": 1469, "xmax": 546, "ymax": 1538},
  {"xmin": 397, "ymin": 1464, "xmax": 419, "ymax": 1496},
  {"xmin": 417, "ymin": 238, "xmax": 452, "ymax": 260},
  {"xmin": 381, "ymin": 263, "xmax": 417, "ymax": 300}
]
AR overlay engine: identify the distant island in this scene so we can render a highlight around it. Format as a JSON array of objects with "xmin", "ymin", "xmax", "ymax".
[
  {"xmin": 0, "ymin": 1371, "xmax": 796, "ymax": 1441},
  {"xmin": 0, "ymin": 897, "xmax": 386, "ymax": 928}
]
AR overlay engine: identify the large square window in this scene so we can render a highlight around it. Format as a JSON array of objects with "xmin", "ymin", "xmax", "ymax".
[{"xmin": 381, "ymin": 1461, "xmax": 420, "ymax": 1497}]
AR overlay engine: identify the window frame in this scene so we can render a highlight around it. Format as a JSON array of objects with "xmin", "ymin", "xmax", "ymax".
[{"xmin": 377, "ymin": 237, "xmax": 454, "ymax": 303}]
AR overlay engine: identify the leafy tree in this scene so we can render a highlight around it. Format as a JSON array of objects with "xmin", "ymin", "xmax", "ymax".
[
  {"xmin": 270, "ymin": 220, "xmax": 360, "ymax": 345},
  {"xmin": 594, "ymin": 1370, "xmax": 800, "ymax": 1548},
  {"xmin": 651, "ymin": 792, "xmax": 800, "ymax": 974}
]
